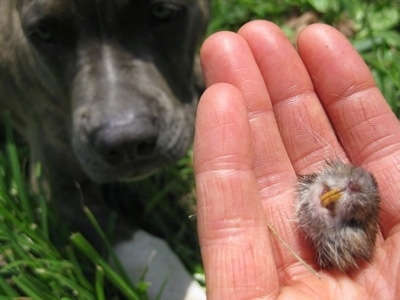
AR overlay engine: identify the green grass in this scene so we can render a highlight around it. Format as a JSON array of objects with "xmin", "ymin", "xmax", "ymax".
[
  {"xmin": 1, "ymin": 1, "xmax": 399, "ymax": 299},
  {"xmin": 0, "ymin": 115, "xmax": 150, "ymax": 299}
]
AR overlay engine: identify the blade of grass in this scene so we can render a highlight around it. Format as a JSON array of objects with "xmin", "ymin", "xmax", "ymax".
[
  {"xmin": 82, "ymin": 206, "xmax": 131, "ymax": 284},
  {"xmin": 70, "ymin": 232, "xmax": 140, "ymax": 300},
  {"xmin": 95, "ymin": 266, "xmax": 106, "ymax": 300},
  {"xmin": 0, "ymin": 276, "xmax": 18, "ymax": 296},
  {"xmin": 12, "ymin": 274, "xmax": 56, "ymax": 300},
  {"xmin": 33, "ymin": 269, "xmax": 94, "ymax": 300},
  {"xmin": 38, "ymin": 194, "xmax": 49, "ymax": 240},
  {"xmin": 3, "ymin": 113, "xmax": 33, "ymax": 223},
  {"xmin": 64, "ymin": 246, "xmax": 93, "ymax": 291}
]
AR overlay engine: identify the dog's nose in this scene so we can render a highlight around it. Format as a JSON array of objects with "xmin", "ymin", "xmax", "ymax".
[{"xmin": 92, "ymin": 121, "xmax": 158, "ymax": 165}]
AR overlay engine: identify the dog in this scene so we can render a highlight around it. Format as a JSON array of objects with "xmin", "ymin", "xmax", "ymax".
[{"xmin": 0, "ymin": 1, "xmax": 209, "ymax": 299}]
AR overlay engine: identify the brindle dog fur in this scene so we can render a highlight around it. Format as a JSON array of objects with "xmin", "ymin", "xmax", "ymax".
[{"xmin": 0, "ymin": 1, "xmax": 209, "ymax": 299}]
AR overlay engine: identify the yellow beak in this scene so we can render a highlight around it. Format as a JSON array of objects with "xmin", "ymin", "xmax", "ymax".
[{"xmin": 320, "ymin": 188, "xmax": 342, "ymax": 207}]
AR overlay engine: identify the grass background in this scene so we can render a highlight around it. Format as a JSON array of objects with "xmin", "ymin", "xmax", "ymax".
[{"xmin": 1, "ymin": 0, "xmax": 399, "ymax": 299}]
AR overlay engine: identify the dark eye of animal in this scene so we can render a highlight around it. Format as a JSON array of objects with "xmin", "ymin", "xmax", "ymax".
[
  {"xmin": 31, "ymin": 26, "xmax": 52, "ymax": 42},
  {"xmin": 151, "ymin": 3, "xmax": 181, "ymax": 22},
  {"xmin": 348, "ymin": 180, "xmax": 361, "ymax": 193},
  {"xmin": 346, "ymin": 219, "xmax": 362, "ymax": 229},
  {"xmin": 28, "ymin": 24, "xmax": 54, "ymax": 44},
  {"xmin": 25, "ymin": 18, "xmax": 76, "ymax": 52}
]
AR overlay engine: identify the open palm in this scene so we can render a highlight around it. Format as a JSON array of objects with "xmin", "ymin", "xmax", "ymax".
[{"xmin": 194, "ymin": 21, "xmax": 400, "ymax": 299}]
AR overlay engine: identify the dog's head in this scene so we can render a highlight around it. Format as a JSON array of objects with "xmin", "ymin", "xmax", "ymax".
[{"xmin": 16, "ymin": 0, "xmax": 209, "ymax": 182}]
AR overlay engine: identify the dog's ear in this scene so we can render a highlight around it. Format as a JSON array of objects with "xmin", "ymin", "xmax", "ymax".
[{"xmin": 193, "ymin": 55, "xmax": 206, "ymax": 95}]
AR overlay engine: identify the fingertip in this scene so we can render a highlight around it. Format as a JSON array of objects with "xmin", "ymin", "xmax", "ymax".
[
  {"xmin": 198, "ymin": 82, "xmax": 241, "ymax": 108},
  {"xmin": 237, "ymin": 20, "xmax": 291, "ymax": 56},
  {"xmin": 196, "ymin": 82, "xmax": 244, "ymax": 126},
  {"xmin": 200, "ymin": 31, "xmax": 236, "ymax": 63},
  {"xmin": 297, "ymin": 22, "xmax": 337, "ymax": 39},
  {"xmin": 297, "ymin": 23, "xmax": 342, "ymax": 52},
  {"xmin": 238, "ymin": 19, "xmax": 282, "ymax": 36},
  {"xmin": 297, "ymin": 23, "xmax": 368, "ymax": 74},
  {"xmin": 200, "ymin": 31, "xmax": 246, "ymax": 87},
  {"xmin": 194, "ymin": 83, "xmax": 251, "ymax": 174}
]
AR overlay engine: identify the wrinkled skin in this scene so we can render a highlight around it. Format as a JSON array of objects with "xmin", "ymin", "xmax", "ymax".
[{"xmin": 195, "ymin": 21, "xmax": 400, "ymax": 299}]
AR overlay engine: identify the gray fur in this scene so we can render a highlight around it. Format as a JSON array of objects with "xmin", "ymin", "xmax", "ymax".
[
  {"xmin": 296, "ymin": 160, "xmax": 380, "ymax": 271},
  {"xmin": 0, "ymin": 0, "xmax": 209, "ymax": 242},
  {"xmin": 0, "ymin": 1, "xmax": 209, "ymax": 298}
]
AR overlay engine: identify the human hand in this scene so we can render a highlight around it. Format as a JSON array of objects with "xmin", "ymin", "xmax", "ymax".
[{"xmin": 194, "ymin": 21, "xmax": 400, "ymax": 299}]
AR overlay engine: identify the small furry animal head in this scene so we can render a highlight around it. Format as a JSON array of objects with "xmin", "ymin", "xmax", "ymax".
[{"xmin": 296, "ymin": 160, "xmax": 380, "ymax": 271}]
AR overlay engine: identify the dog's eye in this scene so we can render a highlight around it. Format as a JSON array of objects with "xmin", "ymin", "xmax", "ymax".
[
  {"xmin": 151, "ymin": 3, "xmax": 181, "ymax": 22},
  {"xmin": 28, "ymin": 24, "xmax": 54, "ymax": 44},
  {"xmin": 31, "ymin": 26, "xmax": 52, "ymax": 42}
]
